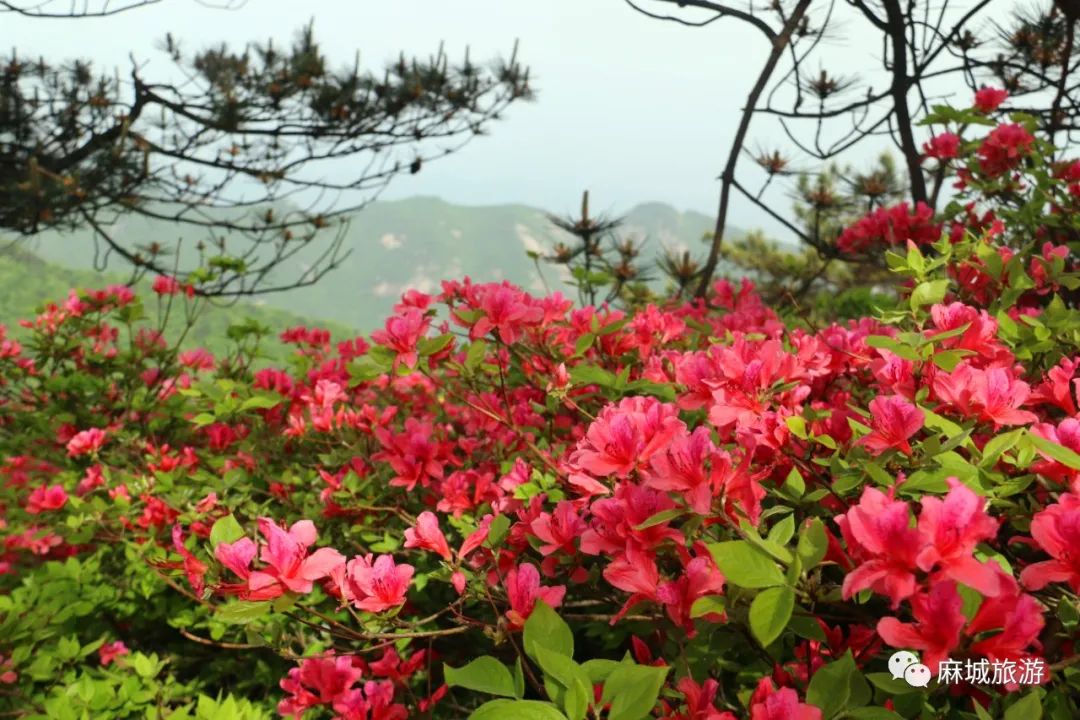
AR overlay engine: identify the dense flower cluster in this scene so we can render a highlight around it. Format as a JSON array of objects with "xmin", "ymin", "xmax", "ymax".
[{"xmin": 1, "ymin": 93, "xmax": 1079, "ymax": 719}]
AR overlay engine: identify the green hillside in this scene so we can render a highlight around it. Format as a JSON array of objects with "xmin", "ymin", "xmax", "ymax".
[
  {"xmin": 23, "ymin": 197, "xmax": 726, "ymax": 331},
  {"xmin": 0, "ymin": 246, "xmax": 357, "ymax": 360}
]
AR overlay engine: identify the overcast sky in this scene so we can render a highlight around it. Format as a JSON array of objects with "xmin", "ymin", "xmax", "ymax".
[{"xmin": 4, "ymin": 0, "xmax": 907, "ymax": 235}]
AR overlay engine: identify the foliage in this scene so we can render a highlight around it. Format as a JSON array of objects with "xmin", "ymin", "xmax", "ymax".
[
  {"xmin": 630, "ymin": 0, "xmax": 1080, "ymax": 295},
  {"xmin": 3, "ymin": 97, "xmax": 1080, "ymax": 719},
  {"xmin": 0, "ymin": 245, "xmax": 356, "ymax": 360},
  {"xmin": 1, "ymin": 11, "xmax": 530, "ymax": 296}
]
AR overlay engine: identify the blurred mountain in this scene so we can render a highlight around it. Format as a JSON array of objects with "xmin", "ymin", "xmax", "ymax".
[
  {"xmin": 22, "ymin": 196, "xmax": 728, "ymax": 331},
  {"xmin": 0, "ymin": 245, "xmax": 356, "ymax": 359}
]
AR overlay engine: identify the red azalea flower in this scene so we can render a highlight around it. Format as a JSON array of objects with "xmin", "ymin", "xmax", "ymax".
[
  {"xmin": 976, "ymin": 123, "xmax": 1034, "ymax": 177},
  {"xmin": 25, "ymin": 484, "xmax": 68, "ymax": 514},
  {"xmin": 924, "ymin": 132, "xmax": 960, "ymax": 160},
  {"xmin": 333, "ymin": 554, "xmax": 414, "ymax": 613},
  {"xmin": 403, "ymin": 511, "xmax": 452, "ymax": 561},
  {"xmin": 1021, "ymin": 492, "xmax": 1080, "ymax": 593},
  {"xmin": 877, "ymin": 580, "xmax": 966, "ymax": 674},
  {"xmin": 857, "ymin": 394, "xmax": 924, "ymax": 455},
  {"xmin": 973, "ymin": 87, "xmax": 1009, "ymax": 113}
]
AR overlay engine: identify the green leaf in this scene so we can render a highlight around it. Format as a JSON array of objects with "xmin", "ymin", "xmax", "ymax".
[
  {"xmin": 624, "ymin": 379, "xmax": 678, "ymax": 402},
  {"xmin": 922, "ymin": 408, "xmax": 964, "ymax": 437},
  {"xmin": 533, "ymin": 646, "xmax": 591, "ymax": 720},
  {"xmin": 348, "ymin": 355, "xmax": 387, "ymax": 384},
  {"xmin": 272, "ymin": 594, "xmax": 298, "ymax": 613},
  {"xmin": 468, "ymin": 699, "xmax": 569, "ymax": 720},
  {"xmin": 689, "ymin": 595, "xmax": 725, "ymax": 619},
  {"xmin": 573, "ymin": 333, "xmax": 596, "ymax": 357},
  {"xmin": 957, "ymin": 583, "xmax": 983, "ymax": 621},
  {"xmin": 569, "ymin": 365, "xmax": 615, "ymax": 388},
  {"xmin": 131, "ymin": 653, "xmax": 160, "ymax": 679},
  {"xmin": 981, "ymin": 429, "xmax": 1023, "ymax": 468},
  {"xmin": 972, "ymin": 701, "xmax": 994, "ymax": 720},
  {"xmin": 807, "ymin": 652, "xmax": 868, "ymax": 719},
  {"xmin": 741, "ymin": 523, "xmax": 795, "ymax": 564},
  {"xmin": 909, "ymin": 279, "xmax": 950, "ymax": 311},
  {"xmin": 796, "ymin": 519, "xmax": 828, "ymax": 571},
  {"xmin": 785, "ymin": 416, "xmax": 808, "ymax": 439},
  {"xmin": 906, "ymin": 243, "xmax": 925, "ymax": 276},
  {"xmin": 749, "ymin": 586, "xmax": 795, "ymax": 647},
  {"xmin": 708, "ymin": 541, "xmax": 785, "ymax": 588},
  {"xmin": 767, "ymin": 515, "xmax": 796, "ymax": 546},
  {"xmin": 1057, "ymin": 595, "xmax": 1079, "ymax": 628},
  {"xmin": 524, "ymin": 600, "xmax": 574, "ymax": 661},
  {"xmin": 863, "ymin": 461, "xmax": 893, "ymax": 487},
  {"xmin": 465, "ymin": 340, "xmax": 488, "ymax": 372},
  {"xmin": 209, "ymin": 515, "xmax": 245, "ymax": 548},
  {"xmin": 841, "ymin": 709, "xmax": 904, "ymax": 720},
  {"xmin": 864, "ymin": 335, "xmax": 920, "ymax": 361},
  {"xmin": 865, "ymin": 672, "xmax": 913, "ymax": 695},
  {"xmin": 485, "ymin": 514, "xmax": 512, "ymax": 549},
  {"xmin": 1004, "ymin": 690, "xmax": 1043, "ymax": 720},
  {"xmin": 931, "ymin": 349, "xmax": 970, "ymax": 371},
  {"xmin": 419, "ymin": 333, "xmax": 455, "ymax": 357},
  {"xmin": 215, "ymin": 601, "xmax": 270, "ymax": 625},
  {"xmin": 445, "ymin": 657, "xmax": 521, "ymax": 699},
  {"xmin": 781, "ymin": 467, "xmax": 805, "ymax": 498},
  {"xmin": 239, "ymin": 393, "xmax": 282, "ymax": 411},
  {"xmin": 1029, "ymin": 433, "xmax": 1080, "ymax": 470},
  {"xmin": 512, "ymin": 657, "xmax": 526, "ymax": 699},
  {"xmin": 581, "ymin": 659, "xmax": 620, "ymax": 684},
  {"xmin": 600, "ymin": 663, "xmax": 670, "ymax": 720},
  {"xmin": 788, "ymin": 614, "xmax": 827, "ymax": 641},
  {"xmin": 633, "ymin": 508, "xmax": 684, "ymax": 530}
]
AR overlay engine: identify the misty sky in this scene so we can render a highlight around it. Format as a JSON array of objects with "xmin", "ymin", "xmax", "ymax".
[{"xmin": 5, "ymin": 0, "xmax": 930, "ymax": 236}]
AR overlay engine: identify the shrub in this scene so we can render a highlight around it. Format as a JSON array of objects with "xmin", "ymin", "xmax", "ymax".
[{"xmin": 1, "ymin": 93, "xmax": 1079, "ymax": 719}]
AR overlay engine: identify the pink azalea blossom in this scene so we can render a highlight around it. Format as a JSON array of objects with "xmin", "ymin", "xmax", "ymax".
[
  {"xmin": 152, "ymin": 275, "xmax": 194, "ymax": 297},
  {"xmin": 974, "ymin": 86, "xmax": 1008, "ymax": 113},
  {"xmin": 528, "ymin": 501, "xmax": 587, "ymax": 556},
  {"xmin": 967, "ymin": 579, "xmax": 1045, "ymax": 672},
  {"xmin": 504, "ymin": 562, "xmax": 566, "ymax": 628},
  {"xmin": 837, "ymin": 487, "xmax": 921, "ymax": 607},
  {"xmin": 673, "ymin": 676, "xmax": 738, "ymax": 720},
  {"xmin": 1030, "ymin": 356, "xmax": 1080, "ymax": 415},
  {"xmin": 458, "ymin": 514, "xmax": 494, "ymax": 558},
  {"xmin": 216, "ymin": 518, "xmax": 344, "ymax": 600},
  {"xmin": 370, "ymin": 308, "xmax": 431, "ymax": 369},
  {"xmin": 923, "ymin": 132, "xmax": 960, "ymax": 160},
  {"xmin": 570, "ymin": 396, "xmax": 685, "ymax": 479},
  {"xmin": 915, "ymin": 479, "xmax": 1004, "ymax": 597},
  {"xmin": 857, "ymin": 394, "xmax": 924, "ymax": 455},
  {"xmin": 172, "ymin": 524, "xmax": 207, "ymax": 596},
  {"xmin": 403, "ymin": 511, "xmax": 452, "ymax": 560},
  {"xmin": 451, "ymin": 571, "xmax": 467, "ymax": 595},
  {"xmin": 932, "ymin": 362, "xmax": 1038, "ymax": 427},
  {"xmin": 334, "ymin": 554, "xmax": 414, "ymax": 613},
  {"xmin": 25, "ymin": 484, "xmax": 68, "ymax": 514},
  {"xmin": 749, "ymin": 678, "xmax": 822, "ymax": 720},
  {"xmin": 877, "ymin": 581, "xmax": 966, "ymax": 674},
  {"xmin": 466, "ymin": 283, "xmax": 544, "ymax": 344},
  {"xmin": 66, "ymin": 427, "xmax": 106, "ymax": 457},
  {"xmin": 215, "ymin": 537, "xmax": 258, "ymax": 580},
  {"xmin": 657, "ymin": 552, "xmax": 726, "ymax": 634},
  {"xmin": 644, "ymin": 426, "xmax": 728, "ymax": 514},
  {"xmin": 1030, "ymin": 420, "xmax": 1080, "ymax": 486},
  {"xmin": 277, "ymin": 653, "xmax": 364, "ymax": 718},
  {"xmin": 1020, "ymin": 492, "xmax": 1080, "ymax": 593},
  {"xmin": 98, "ymin": 641, "xmax": 129, "ymax": 666}
]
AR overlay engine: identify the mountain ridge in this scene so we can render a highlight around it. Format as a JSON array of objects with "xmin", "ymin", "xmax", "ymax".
[{"xmin": 23, "ymin": 196, "xmax": 731, "ymax": 330}]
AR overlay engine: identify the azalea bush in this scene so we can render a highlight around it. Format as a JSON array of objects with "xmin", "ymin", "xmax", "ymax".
[{"xmin": 2, "ymin": 91, "xmax": 1080, "ymax": 720}]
